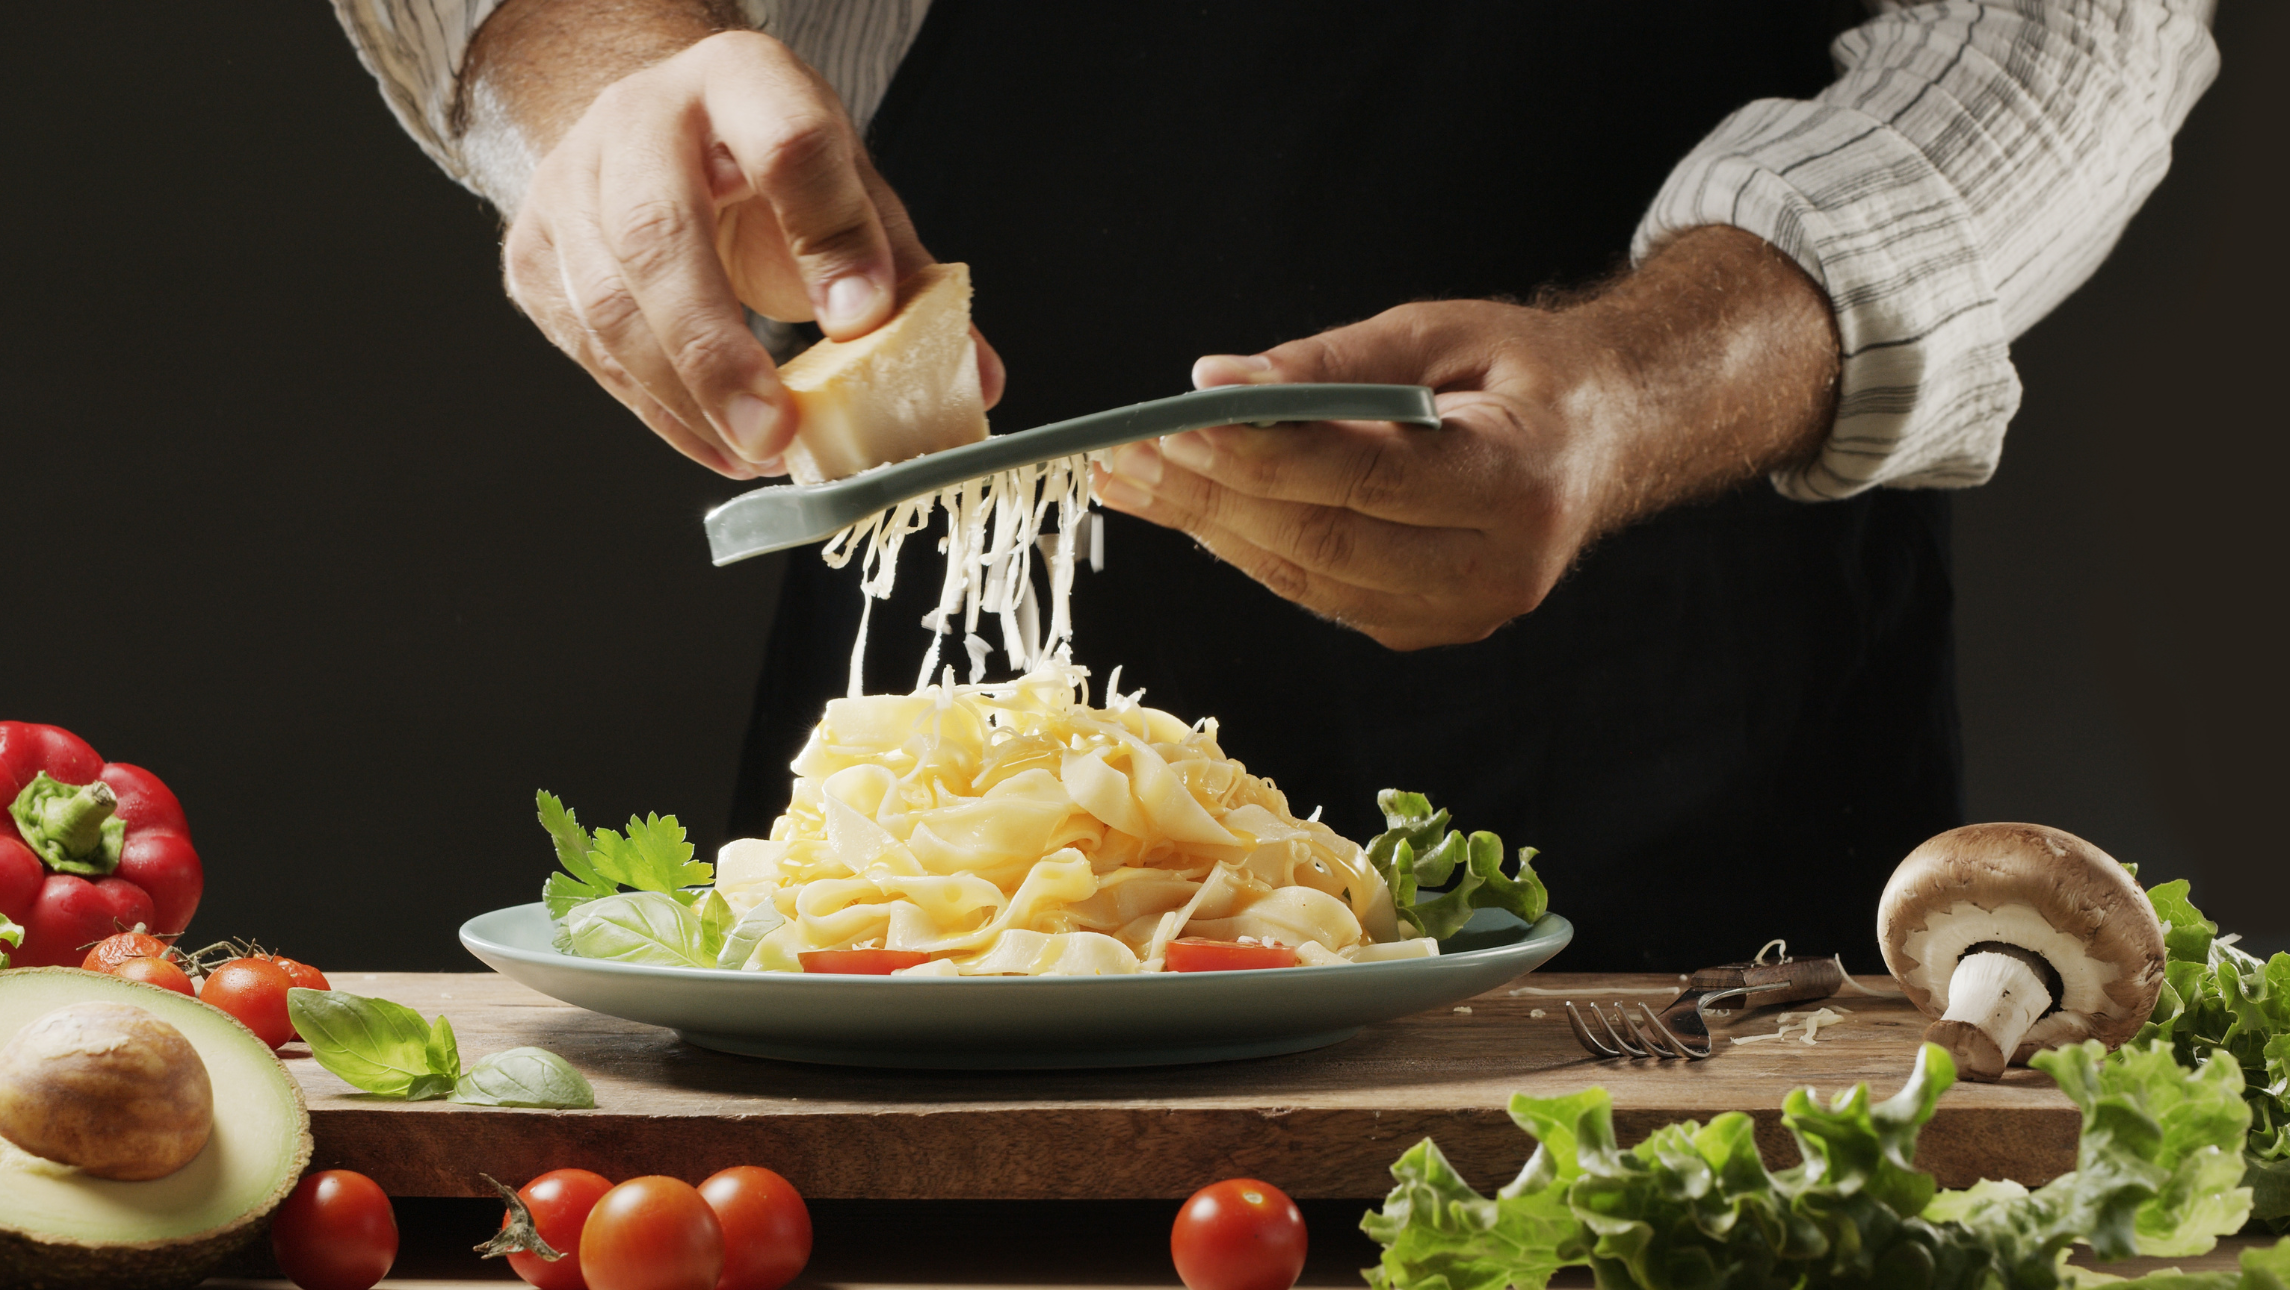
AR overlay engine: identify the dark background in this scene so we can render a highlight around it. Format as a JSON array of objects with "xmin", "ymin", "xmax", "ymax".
[{"xmin": 3, "ymin": 6, "xmax": 2281, "ymax": 970}]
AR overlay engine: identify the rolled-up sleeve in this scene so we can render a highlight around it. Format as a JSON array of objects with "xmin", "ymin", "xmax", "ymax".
[
  {"xmin": 1634, "ymin": 1, "xmax": 2219, "ymax": 501},
  {"xmin": 330, "ymin": 0, "xmax": 918, "ymax": 195}
]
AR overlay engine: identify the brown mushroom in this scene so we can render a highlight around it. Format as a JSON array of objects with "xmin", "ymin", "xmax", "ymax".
[{"xmin": 1876, "ymin": 823, "xmax": 2164, "ymax": 1082}]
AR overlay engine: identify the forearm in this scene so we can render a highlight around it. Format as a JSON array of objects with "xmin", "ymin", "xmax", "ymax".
[
  {"xmin": 1639, "ymin": 0, "xmax": 2219, "ymax": 500},
  {"xmin": 1570, "ymin": 224, "xmax": 1839, "ymax": 535},
  {"xmin": 460, "ymin": 0, "xmax": 747, "ymax": 212}
]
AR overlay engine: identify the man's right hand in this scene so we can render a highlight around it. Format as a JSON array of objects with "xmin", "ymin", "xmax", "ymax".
[{"xmin": 474, "ymin": 15, "xmax": 997, "ymax": 477}]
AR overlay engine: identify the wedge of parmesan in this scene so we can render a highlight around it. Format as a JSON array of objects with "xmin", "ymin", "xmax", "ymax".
[{"xmin": 778, "ymin": 262, "xmax": 990, "ymax": 485}]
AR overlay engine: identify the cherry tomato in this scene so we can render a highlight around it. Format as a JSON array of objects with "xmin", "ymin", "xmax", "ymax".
[
  {"xmin": 114, "ymin": 955, "xmax": 195, "ymax": 996},
  {"xmin": 580, "ymin": 1176, "xmax": 724, "ymax": 1290},
  {"xmin": 1171, "ymin": 1178, "xmax": 1308, "ymax": 1290},
  {"xmin": 700, "ymin": 1166, "xmax": 811, "ymax": 1290},
  {"xmin": 270, "ymin": 955, "xmax": 331, "ymax": 991},
  {"xmin": 272, "ymin": 1169, "xmax": 398, "ymax": 1290},
  {"xmin": 200, "ymin": 956, "xmax": 296, "ymax": 1047},
  {"xmin": 81, "ymin": 928, "xmax": 170, "ymax": 973},
  {"xmin": 1164, "ymin": 939, "xmax": 1299, "ymax": 972},
  {"xmin": 502, "ymin": 1167, "xmax": 616, "ymax": 1290},
  {"xmin": 797, "ymin": 949, "xmax": 931, "ymax": 975}
]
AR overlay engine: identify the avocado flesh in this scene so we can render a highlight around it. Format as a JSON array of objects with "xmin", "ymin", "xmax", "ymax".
[{"xmin": 0, "ymin": 968, "xmax": 312, "ymax": 1289}]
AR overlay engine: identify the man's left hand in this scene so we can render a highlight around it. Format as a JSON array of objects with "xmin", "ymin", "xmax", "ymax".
[{"xmin": 1092, "ymin": 225, "xmax": 1843, "ymax": 651}]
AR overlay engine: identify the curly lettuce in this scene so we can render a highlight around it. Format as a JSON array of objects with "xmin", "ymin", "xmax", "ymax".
[
  {"xmin": 2134, "ymin": 881, "xmax": 2290, "ymax": 1231},
  {"xmin": 1363, "ymin": 1038, "xmax": 2257, "ymax": 1290},
  {"xmin": 1365, "ymin": 791, "xmax": 1548, "ymax": 941}
]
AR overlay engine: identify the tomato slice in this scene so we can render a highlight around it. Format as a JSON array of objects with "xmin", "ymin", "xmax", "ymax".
[
  {"xmin": 1165, "ymin": 939, "xmax": 1299, "ymax": 972},
  {"xmin": 797, "ymin": 949, "xmax": 932, "ymax": 975}
]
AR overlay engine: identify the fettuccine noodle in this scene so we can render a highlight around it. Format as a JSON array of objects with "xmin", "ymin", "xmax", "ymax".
[{"xmin": 715, "ymin": 666, "xmax": 1425, "ymax": 975}]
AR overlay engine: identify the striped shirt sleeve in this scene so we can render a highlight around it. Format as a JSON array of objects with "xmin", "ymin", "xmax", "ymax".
[
  {"xmin": 326, "ymin": 0, "xmax": 929, "ymax": 196},
  {"xmin": 1634, "ymin": 1, "xmax": 2220, "ymax": 501}
]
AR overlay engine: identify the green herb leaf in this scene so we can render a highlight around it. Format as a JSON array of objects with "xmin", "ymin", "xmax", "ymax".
[
  {"xmin": 538, "ymin": 793, "xmax": 713, "ymax": 923},
  {"xmin": 538, "ymin": 791, "xmax": 617, "ymax": 920},
  {"xmin": 0, "ymin": 912, "xmax": 21, "ymax": 969},
  {"xmin": 1364, "ymin": 792, "xmax": 1548, "ymax": 941},
  {"xmin": 564, "ymin": 891, "xmax": 713, "ymax": 968},
  {"xmin": 450, "ymin": 1047, "xmax": 597, "ymax": 1109},
  {"xmin": 288, "ymin": 987, "xmax": 450, "ymax": 1099},
  {"xmin": 717, "ymin": 900, "xmax": 787, "ymax": 970},
  {"xmin": 425, "ymin": 1012, "xmax": 461, "ymax": 1082}
]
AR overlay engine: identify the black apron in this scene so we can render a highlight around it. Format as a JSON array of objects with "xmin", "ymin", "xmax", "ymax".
[{"xmin": 733, "ymin": 1, "xmax": 1962, "ymax": 973}]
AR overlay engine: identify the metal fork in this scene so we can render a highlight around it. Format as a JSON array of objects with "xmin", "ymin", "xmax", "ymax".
[{"xmin": 1565, "ymin": 957, "xmax": 1844, "ymax": 1061}]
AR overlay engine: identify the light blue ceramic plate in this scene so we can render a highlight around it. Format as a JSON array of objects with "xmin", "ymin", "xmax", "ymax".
[{"xmin": 459, "ymin": 902, "xmax": 1572, "ymax": 1069}]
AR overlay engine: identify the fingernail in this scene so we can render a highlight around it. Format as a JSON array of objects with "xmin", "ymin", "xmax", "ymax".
[
  {"xmin": 1192, "ymin": 353, "xmax": 1276, "ymax": 388},
  {"xmin": 725, "ymin": 392, "xmax": 780, "ymax": 462},
  {"xmin": 755, "ymin": 454, "xmax": 786, "ymax": 477},
  {"xmin": 822, "ymin": 274, "xmax": 882, "ymax": 332},
  {"xmin": 1109, "ymin": 441, "xmax": 1164, "ymax": 487},
  {"xmin": 1095, "ymin": 474, "xmax": 1151, "ymax": 511},
  {"xmin": 1159, "ymin": 430, "xmax": 1211, "ymax": 472}
]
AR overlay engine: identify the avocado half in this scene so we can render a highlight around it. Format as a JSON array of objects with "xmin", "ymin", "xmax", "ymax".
[{"xmin": 0, "ymin": 967, "xmax": 313, "ymax": 1290}]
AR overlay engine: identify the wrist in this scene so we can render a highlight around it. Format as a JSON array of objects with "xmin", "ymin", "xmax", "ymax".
[
  {"xmin": 459, "ymin": 0, "xmax": 749, "ymax": 212},
  {"xmin": 1565, "ymin": 225, "xmax": 1840, "ymax": 534}
]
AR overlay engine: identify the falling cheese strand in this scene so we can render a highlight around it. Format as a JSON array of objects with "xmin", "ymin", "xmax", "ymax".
[{"xmin": 823, "ymin": 453, "xmax": 1098, "ymax": 698}]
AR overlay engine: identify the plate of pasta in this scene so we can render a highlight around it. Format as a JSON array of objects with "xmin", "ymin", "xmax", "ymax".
[{"xmin": 459, "ymin": 666, "xmax": 1571, "ymax": 1068}]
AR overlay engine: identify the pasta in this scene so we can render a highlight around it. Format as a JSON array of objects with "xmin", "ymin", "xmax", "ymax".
[{"xmin": 714, "ymin": 666, "xmax": 1428, "ymax": 974}]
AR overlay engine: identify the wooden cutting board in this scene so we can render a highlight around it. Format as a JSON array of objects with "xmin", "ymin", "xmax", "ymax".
[{"xmin": 292, "ymin": 972, "xmax": 2077, "ymax": 1200}]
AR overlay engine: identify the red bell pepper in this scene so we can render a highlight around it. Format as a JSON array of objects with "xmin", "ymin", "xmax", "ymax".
[{"xmin": 0, "ymin": 722, "xmax": 202, "ymax": 967}]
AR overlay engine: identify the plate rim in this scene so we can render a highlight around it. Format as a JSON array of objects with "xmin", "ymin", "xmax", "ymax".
[{"xmin": 459, "ymin": 900, "xmax": 1572, "ymax": 987}]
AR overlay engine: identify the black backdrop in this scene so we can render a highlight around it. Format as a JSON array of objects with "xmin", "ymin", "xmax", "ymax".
[{"xmin": 3, "ymin": 5, "xmax": 2282, "ymax": 970}]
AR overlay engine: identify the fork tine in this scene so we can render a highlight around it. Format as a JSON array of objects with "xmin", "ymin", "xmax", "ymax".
[
  {"xmin": 1596, "ymin": 1003, "xmax": 1649, "ymax": 1057},
  {"xmin": 1637, "ymin": 1003, "xmax": 1712, "ymax": 1060},
  {"xmin": 1612, "ymin": 1003, "xmax": 1665, "ymax": 1058},
  {"xmin": 1565, "ymin": 1001, "xmax": 1624, "ymax": 1058}
]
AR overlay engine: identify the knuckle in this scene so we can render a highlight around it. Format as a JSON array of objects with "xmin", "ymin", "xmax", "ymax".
[
  {"xmin": 604, "ymin": 197, "xmax": 701, "ymax": 275},
  {"xmin": 1249, "ymin": 553, "xmax": 1312, "ymax": 605},
  {"xmin": 754, "ymin": 112, "xmax": 844, "ymax": 187},
  {"xmin": 1342, "ymin": 440, "xmax": 1412, "ymax": 511},
  {"xmin": 567, "ymin": 272, "xmax": 641, "ymax": 339},
  {"xmin": 665, "ymin": 322, "xmax": 753, "ymax": 387},
  {"xmin": 1285, "ymin": 508, "xmax": 1355, "ymax": 572}
]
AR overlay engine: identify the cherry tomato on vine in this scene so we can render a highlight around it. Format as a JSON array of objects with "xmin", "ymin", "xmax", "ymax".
[
  {"xmin": 797, "ymin": 949, "xmax": 930, "ymax": 975},
  {"xmin": 270, "ymin": 955, "xmax": 331, "ymax": 991},
  {"xmin": 114, "ymin": 955, "xmax": 195, "ymax": 996},
  {"xmin": 1164, "ymin": 938, "xmax": 1299, "ymax": 972},
  {"xmin": 1171, "ymin": 1178, "xmax": 1308, "ymax": 1290},
  {"xmin": 700, "ymin": 1166, "xmax": 812, "ymax": 1290},
  {"xmin": 200, "ymin": 956, "xmax": 296, "ymax": 1047},
  {"xmin": 501, "ymin": 1167, "xmax": 616, "ymax": 1290},
  {"xmin": 272, "ymin": 1169, "xmax": 398, "ymax": 1290},
  {"xmin": 579, "ymin": 1175, "xmax": 724, "ymax": 1290},
  {"xmin": 81, "ymin": 929, "xmax": 170, "ymax": 973}
]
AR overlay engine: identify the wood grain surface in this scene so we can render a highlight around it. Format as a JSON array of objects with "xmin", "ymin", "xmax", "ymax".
[{"xmin": 290, "ymin": 972, "xmax": 2078, "ymax": 1200}]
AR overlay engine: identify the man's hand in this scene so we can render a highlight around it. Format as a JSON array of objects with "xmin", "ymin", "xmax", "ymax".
[
  {"xmin": 1092, "ymin": 226, "xmax": 1840, "ymax": 651},
  {"xmin": 463, "ymin": 0, "xmax": 1001, "ymax": 477}
]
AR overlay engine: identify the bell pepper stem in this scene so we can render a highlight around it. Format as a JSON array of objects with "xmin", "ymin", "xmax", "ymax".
[{"xmin": 10, "ymin": 772, "xmax": 126, "ymax": 877}]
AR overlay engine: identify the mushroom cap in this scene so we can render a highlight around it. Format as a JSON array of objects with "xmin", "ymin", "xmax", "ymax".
[{"xmin": 1877, "ymin": 822, "xmax": 2165, "ymax": 1053}]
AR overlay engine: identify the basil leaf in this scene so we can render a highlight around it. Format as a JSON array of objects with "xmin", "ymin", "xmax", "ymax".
[
  {"xmin": 717, "ymin": 900, "xmax": 787, "ymax": 970},
  {"xmin": 565, "ymin": 891, "xmax": 711, "ymax": 968},
  {"xmin": 698, "ymin": 889, "xmax": 735, "ymax": 963},
  {"xmin": 288, "ymin": 987, "xmax": 445, "ymax": 1098},
  {"xmin": 450, "ymin": 1046, "xmax": 597, "ymax": 1109},
  {"xmin": 425, "ymin": 1012, "xmax": 461, "ymax": 1081}
]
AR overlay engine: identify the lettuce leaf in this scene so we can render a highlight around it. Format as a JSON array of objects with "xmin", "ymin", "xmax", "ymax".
[
  {"xmin": 2133, "ymin": 880, "xmax": 2290, "ymax": 1230},
  {"xmin": 1363, "ymin": 1039, "xmax": 2253, "ymax": 1290},
  {"xmin": 1365, "ymin": 791, "xmax": 1548, "ymax": 941}
]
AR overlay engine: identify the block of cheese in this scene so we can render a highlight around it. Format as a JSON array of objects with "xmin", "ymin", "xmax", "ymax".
[{"xmin": 778, "ymin": 262, "xmax": 990, "ymax": 485}]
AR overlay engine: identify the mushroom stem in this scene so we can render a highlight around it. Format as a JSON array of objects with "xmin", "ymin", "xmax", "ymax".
[{"xmin": 1925, "ymin": 950, "xmax": 2054, "ymax": 1081}]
